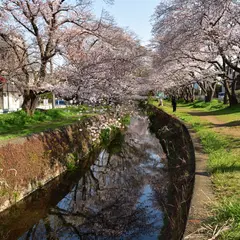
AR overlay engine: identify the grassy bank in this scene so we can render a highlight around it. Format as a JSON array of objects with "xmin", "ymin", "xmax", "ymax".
[
  {"xmin": 0, "ymin": 106, "xmax": 102, "ymax": 140},
  {"xmin": 151, "ymin": 99, "xmax": 240, "ymax": 239}
]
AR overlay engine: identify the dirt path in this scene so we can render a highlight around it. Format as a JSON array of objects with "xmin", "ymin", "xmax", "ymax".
[{"xmin": 187, "ymin": 111, "xmax": 240, "ymax": 138}]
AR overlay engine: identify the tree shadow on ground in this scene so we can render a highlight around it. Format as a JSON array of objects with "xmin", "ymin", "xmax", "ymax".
[
  {"xmin": 226, "ymin": 138, "xmax": 240, "ymax": 149},
  {"xmin": 195, "ymin": 171, "xmax": 210, "ymax": 177},
  {"xmin": 187, "ymin": 104, "xmax": 240, "ymax": 116},
  {"xmin": 211, "ymin": 165, "xmax": 240, "ymax": 174},
  {"xmin": 187, "ymin": 111, "xmax": 217, "ymax": 116},
  {"xmin": 210, "ymin": 120, "xmax": 240, "ymax": 128}
]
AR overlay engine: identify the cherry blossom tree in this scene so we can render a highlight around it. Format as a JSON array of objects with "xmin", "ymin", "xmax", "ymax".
[
  {"xmin": 0, "ymin": 0, "xmax": 112, "ymax": 115},
  {"xmin": 152, "ymin": 0, "xmax": 240, "ymax": 105},
  {"xmin": 54, "ymin": 24, "xmax": 149, "ymax": 105}
]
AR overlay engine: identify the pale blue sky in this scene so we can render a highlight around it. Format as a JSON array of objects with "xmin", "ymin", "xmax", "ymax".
[{"xmin": 93, "ymin": 0, "xmax": 159, "ymax": 45}]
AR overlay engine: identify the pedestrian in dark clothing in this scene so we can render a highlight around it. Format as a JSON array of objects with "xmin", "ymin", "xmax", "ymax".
[{"xmin": 172, "ymin": 96, "xmax": 177, "ymax": 112}]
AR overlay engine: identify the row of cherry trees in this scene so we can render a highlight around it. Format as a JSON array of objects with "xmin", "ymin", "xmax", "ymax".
[
  {"xmin": 0, "ymin": 0, "xmax": 151, "ymax": 115},
  {"xmin": 151, "ymin": 0, "xmax": 240, "ymax": 106},
  {"xmin": 4, "ymin": 0, "xmax": 238, "ymax": 114},
  {"xmin": 54, "ymin": 24, "xmax": 148, "ymax": 104}
]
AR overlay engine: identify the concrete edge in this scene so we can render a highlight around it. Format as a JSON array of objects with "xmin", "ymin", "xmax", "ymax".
[
  {"xmin": 149, "ymin": 106, "xmax": 196, "ymax": 239},
  {"xmin": 183, "ymin": 125, "xmax": 214, "ymax": 239},
  {"xmin": 150, "ymin": 106, "xmax": 214, "ymax": 239}
]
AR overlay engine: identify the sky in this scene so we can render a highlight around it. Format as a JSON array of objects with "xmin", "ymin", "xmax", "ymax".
[{"xmin": 93, "ymin": 0, "xmax": 160, "ymax": 45}]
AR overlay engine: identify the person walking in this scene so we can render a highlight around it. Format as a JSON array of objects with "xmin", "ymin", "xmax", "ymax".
[
  {"xmin": 158, "ymin": 98, "xmax": 163, "ymax": 107},
  {"xmin": 172, "ymin": 96, "xmax": 177, "ymax": 112}
]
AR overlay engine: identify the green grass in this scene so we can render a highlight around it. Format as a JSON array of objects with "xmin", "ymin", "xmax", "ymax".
[
  {"xmin": 151, "ymin": 99, "xmax": 240, "ymax": 239},
  {"xmin": 0, "ymin": 106, "xmax": 100, "ymax": 140},
  {"xmin": 152, "ymin": 98, "xmax": 240, "ymax": 121},
  {"xmin": 211, "ymin": 201, "xmax": 240, "ymax": 239},
  {"xmin": 190, "ymin": 99, "xmax": 225, "ymax": 110}
]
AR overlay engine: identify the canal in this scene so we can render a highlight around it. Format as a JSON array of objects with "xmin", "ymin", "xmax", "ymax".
[{"xmin": 0, "ymin": 113, "xmax": 193, "ymax": 240}]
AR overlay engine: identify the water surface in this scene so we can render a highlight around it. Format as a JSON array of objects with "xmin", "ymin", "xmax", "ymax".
[{"xmin": 0, "ymin": 116, "xmax": 168, "ymax": 240}]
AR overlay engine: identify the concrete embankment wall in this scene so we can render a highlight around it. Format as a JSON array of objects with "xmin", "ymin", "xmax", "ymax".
[
  {"xmin": 148, "ymin": 106, "xmax": 195, "ymax": 240},
  {"xmin": 149, "ymin": 106, "xmax": 213, "ymax": 240},
  {"xmin": 0, "ymin": 114, "xmax": 120, "ymax": 212}
]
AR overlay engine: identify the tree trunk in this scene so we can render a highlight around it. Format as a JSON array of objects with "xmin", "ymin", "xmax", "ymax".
[
  {"xmin": 223, "ymin": 92, "xmax": 228, "ymax": 105},
  {"xmin": 52, "ymin": 92, "xmax": 56, "ymax": 109},
  {"xmin": 229, "ymin": 95, "xmax": 238, "ymax": 107},
  {"xmin": 182, "ymin": 86, "xmax": 194, "ymax": 103},
  {"xmin": 205, "ymin": 83, "xmax": 216, "ymax": 103},
  {"xmin": 223, "ymin": 79, "xmax": 238, "ymax": 107},
  {"xmin": 197, "ymin": 81, "xmax": 216, "ymax": 103},
  {"xmin": 205, "ymin": 90, "xmax": 214, "ymax": 102},
  {"xmin": 230, "ymin": 78, "xmax": 238, "ymax": 107},
  {"xmin": 184, "ymin": 90, "xmax": 189, "ymax": 103},
  {"xmin": 190, "ymin": 86, "xmax": 195, "ymax": 102},
  {"xmin": 22, "ymin": 89, "xmax": 39, "ymax": 116}
]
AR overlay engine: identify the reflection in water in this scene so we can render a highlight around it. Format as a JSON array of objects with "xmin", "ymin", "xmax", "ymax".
[{"xmin": 1, "ymin": 116, "xmax": 167, "ymax": 240}]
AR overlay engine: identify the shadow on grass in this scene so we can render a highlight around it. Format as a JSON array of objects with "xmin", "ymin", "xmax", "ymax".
[
  {"xmin": 211, "ymin": 165, "xmax": 240, "ymax": 174},
  {"xmin": 226, "ymin": 138, "xmax": 240, "ymax": 149},
  {"xmin": 211, "ymin": 120, "xmax": 240, "ymax": 128},
  {"xmin": 187, "ymin": 104, "xmax": 240, "ymax": 116}
]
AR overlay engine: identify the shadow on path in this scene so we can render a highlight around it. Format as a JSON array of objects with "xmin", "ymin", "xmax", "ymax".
[
  {"xmin": 187, "ymin": 104, "xmax": 240, "ymax": 116},
  {"xmin": 195, "ymin": 171, "xmax": 210, "ymax": 177},
  {"xmin": 211, "ymin": 120, "xmax": 240, "ymax": 128}
]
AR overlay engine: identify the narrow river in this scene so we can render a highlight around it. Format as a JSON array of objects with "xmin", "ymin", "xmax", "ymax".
[{"xmin": 0, "ymin": 115, "xmax": 171, "ymax": 240}]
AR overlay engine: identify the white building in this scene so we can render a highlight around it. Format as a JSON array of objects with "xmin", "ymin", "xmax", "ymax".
[{"xmin": 0, "ymin": 80, "xmax": 23, "ymax": 113}]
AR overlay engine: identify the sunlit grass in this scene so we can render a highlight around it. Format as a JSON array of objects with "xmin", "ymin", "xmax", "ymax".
[
  {"xmin": 153, "ymin": 98, "xmax": 240, "ymax": 122},
  {"xmin": 0, "ymin": 106, "xmax": 99, "ymax": 140}
]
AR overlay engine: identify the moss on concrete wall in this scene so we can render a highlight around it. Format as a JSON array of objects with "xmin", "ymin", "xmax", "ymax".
[{"xmin": 0, "ymin": 114, "xmax": 122, "ymax": 212}]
